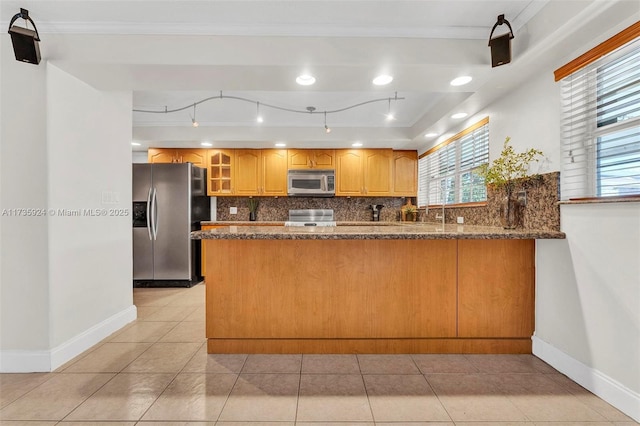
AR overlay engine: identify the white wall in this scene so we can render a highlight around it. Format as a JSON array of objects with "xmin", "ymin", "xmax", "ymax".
[
  {"xmin": 445, "ymin": 22, "xmax": 640, "ymax": 422},
  {"xmin": 46, "ymin": 64, "xmax": 134, "ymax": 354},
  {"xmin": 0, "ymin": 38, "xmax": 51, "ymax": 360},
  {"xmin": 456, "ymin": 71, "xmax": 561, "ymax": 172},
  {"xmin": 0, "ymin": 39, "xmax": 136, "ymax": 371},
  {"xmin": 537, "ymin": 203, "xmax": 640, "ymax": 418},
  {"xmin": 132, "ymin": 151, "xmax": 148, "ymax": 163}
]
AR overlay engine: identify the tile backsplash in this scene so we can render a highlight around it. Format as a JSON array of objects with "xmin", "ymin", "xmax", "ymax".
[{"xmin": 214, "ymin": 171, "xmax": 560, "ymax": 231}]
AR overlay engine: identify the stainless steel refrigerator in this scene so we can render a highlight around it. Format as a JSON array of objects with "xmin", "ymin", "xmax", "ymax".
[{"xmin": 132, "ymin": 163, "xmax": 210, "ymax": 287}]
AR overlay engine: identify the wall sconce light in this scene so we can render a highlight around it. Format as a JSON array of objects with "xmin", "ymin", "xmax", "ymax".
[
  {"xmin": 7, "ymin": 8, "xmax": 41, "ymax": 65},
  {"xmin": 488, "ymin": 14, "xmax": 514, "ymax": 68}
]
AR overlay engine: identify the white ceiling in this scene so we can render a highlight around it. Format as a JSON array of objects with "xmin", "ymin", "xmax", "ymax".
[{"xmin": 2, "ymin": 0, "xmax": 638, "ymax": 152}]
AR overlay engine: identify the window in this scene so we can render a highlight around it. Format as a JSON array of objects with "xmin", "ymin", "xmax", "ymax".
[
  {"xmin": 418, "ymin": 118, "xmax": 489, "ymax": 207},
  {"xmin": 560, "ymin": 37, "xmax": 640, "ymax": 199}
]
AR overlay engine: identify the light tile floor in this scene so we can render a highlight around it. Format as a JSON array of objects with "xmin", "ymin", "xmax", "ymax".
[{"xmin": 1, "ymin": 283, "xmax": 637, "ymax": 425}]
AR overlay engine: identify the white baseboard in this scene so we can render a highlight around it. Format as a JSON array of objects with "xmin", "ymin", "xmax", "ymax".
[
  {"xmin": 532, "ymin": 335, "xmax": 640, "ymax": 422},
  {"xmin": 0, "ymin": 350, "xmax": 52, "ymax": 373},
  {"xmin": 0, "ymin": 305, "xmax": 137, "ymax": 373}
]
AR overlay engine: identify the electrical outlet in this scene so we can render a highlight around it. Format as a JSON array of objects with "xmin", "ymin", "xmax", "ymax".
[
  {"xmin": 517, "ymin": 190, "xmax": 527, "ymax": 206},
  {"xmin": 457, "ymin": 216, "xmax": 464, "ymax": 224},
  {"xmin": 230, "ymin": 207, "xmax": 237, "ymax": 214}
]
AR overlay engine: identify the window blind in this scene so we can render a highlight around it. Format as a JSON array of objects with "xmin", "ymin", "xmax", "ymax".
[
  {"xmin": 560, "ymin": 37, "xmax": 640, "ymax": 199},
  {"xmin": 417, "ymin": 120, "xmax": 489, "ymax": 207}
]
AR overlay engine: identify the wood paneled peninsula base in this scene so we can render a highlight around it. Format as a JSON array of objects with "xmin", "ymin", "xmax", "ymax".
[{"xmin": 196, "ymin": 224, "xmax": 564, "ymax": 354}]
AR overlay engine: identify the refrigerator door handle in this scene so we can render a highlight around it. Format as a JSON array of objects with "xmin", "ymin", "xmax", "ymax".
[
  {"xmin": 146, "ymin": 187, "xmax": 153, "ymax": 240},
  {"xmin": 151, "ymin": 187, "xmax": 159, "ymax": 240}
]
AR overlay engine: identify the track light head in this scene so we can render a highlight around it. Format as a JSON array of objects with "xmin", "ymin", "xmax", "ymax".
[
  {"xmin": 8, "ymin": 8, "xmax": 41, "ymax": 65},
  {"xmin": 323, "ymin": 111, "xmax": 332, "ymax": 133}
]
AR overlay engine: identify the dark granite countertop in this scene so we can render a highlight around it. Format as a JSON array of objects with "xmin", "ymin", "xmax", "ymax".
[{"xmin": 193, "ymin": 222, "xmax": 565, "ymax": 240}]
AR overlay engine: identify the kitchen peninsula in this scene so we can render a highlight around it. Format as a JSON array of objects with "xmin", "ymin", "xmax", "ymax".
[{"xmin": 192, "ymin": 224, "xmax": 565, "ymax": 354}]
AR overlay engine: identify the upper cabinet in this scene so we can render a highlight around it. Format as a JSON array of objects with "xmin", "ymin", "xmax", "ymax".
[
  {"xmin": 207, "ymin": 149, "xmax": 234, "ymax": 196},
  {"xmin": 393, "ymin": 150, "xmax": 418, "ymax": 196},
  {"xmin": 288, "ymin": 149, "xmax": 335, "ymax": 169},
  {"xmin": 234, "ymin": 150, "xmax": 262, "ymax": 196},
  {"xmin": 336, "ymin": 150, "xmax": 365, "ymax": 196},
  {"xmin": 148, "ymin": 147, "xmax": 416, "ymax": 197},
  {"xmin": 336, "ymin": 149, "xmax": 393, "ymax": 196},
  {"xmin": 148, "ymin": 148, "xmax": 207, "ymax": 169},
  {"xmin": 234, "ymin": 149, "xmax": 288, "ymax": 196},
  {"xmin": 261, "ymin": 149, "xmax": 288, "ymax": 196},
  {"xmin": 364, "ymin": 149, "xmax": 393, "ymax": 196}
]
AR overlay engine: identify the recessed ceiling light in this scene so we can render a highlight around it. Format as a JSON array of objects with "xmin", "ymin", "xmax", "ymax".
[
  {"xmin": 201, "ymin": 142, "xmax": 213, "ymax": 147},
  {"xmin": 372, "ymin": 74, "xmax": 393, "ymax": 86},
  {"xmin": 131, "ymin": 142, "xmax": 141, "ymax": 146},
  {"xmin": 451, "ymin": 112, "xmax": 468, "ymax": 119},
  {"xmin": 296, "ymin": 74, "xmax": 316, "ymax": 86},
  {"xmin": 450, "ymin": 76, "xmax": 472, "ymax": 86},
  {"xmin": 275, "ymin": 142, "xmax": 286, "ymax": 147},
  {"xmin": 352, "ymin": 142, "xmax": 363, "ymax": 147},
  {"xmin": 424, "ymin": 132, "xmax": 438, "ymax": 138}
]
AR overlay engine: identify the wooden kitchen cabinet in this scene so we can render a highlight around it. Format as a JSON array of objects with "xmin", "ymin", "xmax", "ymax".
[
  {"xmin": 288, "ymin": 149, "xmax": 335, "ymax": 169},
  {"xmin": 200, "ymin": 225, "xmax": 224, "ymax": 277},
  {"xmin": 336, "ymin": 149, "xmax": 364, "ymax": 195},
  {"xmin": 203, "ymin": 236, "xmax": 537, "ymax": 354},
  {"xmin": 336, "ymin": 149, "xmax": 392, "ymax": 196},
  {"xmin": 207, "ymin": 149, "xmax": 234, "ymax": 196},
  {"xmin": 148, "ymin": 148, "xmax": 175, "ymax": 164},
  {"xmin": 155, "ymin": 147, "xmax": 413, "ymax": 198},
  {"xmin": 393, "ymin": 150, "xmax": 418, "ymax": 196},
  {"xmin": 363, "ymin": 149, "xmax": 393, "ymax": 196},
  {"xmin": 457, "ymin": 239, "xmax": 535, "ymax": 338},
  {"xmin": 148, "ymin": 148, "xmax": 207, "ymax": 168},
  {"xmin": 234, "ymin": 150, "xmax": 261, "ymax": 195},
  {"xmin": 234, "ymin": 149, "xmax": 288, "ymax": 196},
  {"xmin": 261, "ymin": 149, "xmax": 288, "ymax": 195}
]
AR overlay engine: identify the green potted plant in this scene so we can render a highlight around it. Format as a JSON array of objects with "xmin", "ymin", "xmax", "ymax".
[
  {"xmin": 248, "ymin": 197, "xmax": 259, "ymax": 221},
  {"xmin": 475, "ymin": 137, "xmax": 544, "ymax": 229},
  {"xmin": 401, "ymin": 203, "xmax": 418, "ymax": 222}
]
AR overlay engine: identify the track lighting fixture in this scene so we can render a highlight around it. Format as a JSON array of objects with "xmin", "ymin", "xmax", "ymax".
[
  {"xmin": 133, "ymin": 91, "xmax": 405, "ymax": 129},
  {"xmin": 488, "ymin": 14, "xmax": 514, "ymax": 67},
  {"xmin": 324, "ymin": 112, "xmax": 331, "ymax": 134},
  {"xmin": 256, "ymin": 101, "xmax": 264, "ymax": 123},
  {"xmin": 191, "ymin": 104, "xmax": 199, "ymax": 127},
  {"xmin": 7, "ymin": 8, "xmax": 41, "ymax": 65},
  {"xmin": 385, "ymin": 98, "xmax": 396, "ymax": 121}
]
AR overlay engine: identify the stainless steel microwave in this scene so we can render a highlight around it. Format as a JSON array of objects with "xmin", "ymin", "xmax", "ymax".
[{"xmin": 287, "ymin": 169, "xmax": 335, "ymax": 197}]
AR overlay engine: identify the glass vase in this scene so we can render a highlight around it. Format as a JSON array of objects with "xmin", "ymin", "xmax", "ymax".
[{"xmin": 500, "ymin": 195, "xmax": 520, "ymax": 229}]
